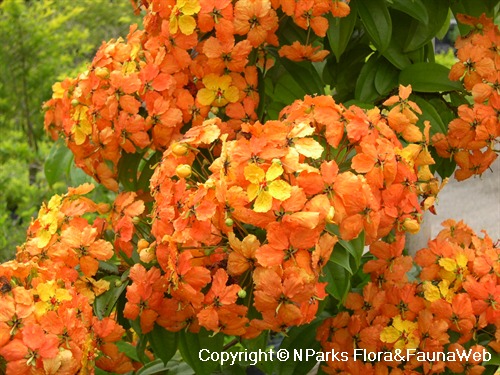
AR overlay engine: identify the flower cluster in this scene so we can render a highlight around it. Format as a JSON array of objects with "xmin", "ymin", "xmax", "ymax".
[
  {"xmin": 121, "ymin": 87, "xmax": 440, "ymax": 337},
  {"xmin": 434, "ymin": 14, "xmax": 500, "ymax": 181},
  {"xmin": 0, "ymin": 185, "xmax": 141, "ymax": 374},
  {"xmin": 43, "ymin": 0, "xmax": 351, "ymax": 191},
  {"xmin": 317, "ymin": 220, "xmax": 499, "ymax": 374}
]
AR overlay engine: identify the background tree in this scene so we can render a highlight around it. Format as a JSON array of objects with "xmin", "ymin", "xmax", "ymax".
[{"xmin": 0, "ymin": 0, "xmax": 139, "ymax": 260}]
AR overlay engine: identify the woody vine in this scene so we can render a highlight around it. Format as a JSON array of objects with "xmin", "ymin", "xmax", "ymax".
[{"xmin": 0, "ymin": 0, "xmax": 499, "ymax": 374}]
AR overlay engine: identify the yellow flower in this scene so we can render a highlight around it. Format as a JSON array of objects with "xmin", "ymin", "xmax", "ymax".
[
  {"xmin": 34, "ymin": 281, "xmax": 72, "ymax": 317},
  {"xmin": 197, "ymin": 74, "xmax": 240, "ymax": 107},
  {"xmin": 380, "ymin": 315, "xmax": 420, "ymax": 350},
  {"xmin": 36, "ymin": 195, "xmax": 62, "ymax": 248},
  {"xmin": 169, "ymin": 0, "xmax": 201, "ymax": 35},
  {"xmin": 423, "ymin": 280, "xmax": 453, "ymax": 302},
  {"xmin": 71, "ymin": 105, "xmax": 92, "ymax": 145},
  {"xmin": 52, "ymin": 82, "xmax": 65, "ymax": 99},
  {"xmin": 439, "ymin": 252, "xmax": 469, "ymax": 283},
  {"xmin": 244, "ymin": 161, "xmax": 291, "ymax": 213}
]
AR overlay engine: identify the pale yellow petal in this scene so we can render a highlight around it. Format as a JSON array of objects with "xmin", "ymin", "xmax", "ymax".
[
  {"xmin": 294, "ymin": 138, "xmax": 324, "ymax": 159},
  {"xmin": 244, "ymin": 164, "xmax": 265, "ymax": 184},
  {"xmin": 266, "ymin": 162, "xmax": 283, "ymax": 182},
  {"xmin": 254, "ymin": 191, "xmax": 272, "ymax": 212},
  {"xmin": 268, "ymin": 180, "xmax": 291, "ymax": 201},
  {"xmin": 247, "ymin": 183, "xmax": 260, "ymax": 202}
]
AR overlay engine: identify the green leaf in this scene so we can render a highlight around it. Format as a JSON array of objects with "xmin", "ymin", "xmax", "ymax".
[
  {"xmin": 436, "ymin": 9, "xmax": 452, "ymax": 40},
  {"xmin": 390, "ymin": 0, "xmax": 429, "ymax": 24},
  {"xmin": 410, "ymin": 95, "xmax": 447, "ymax": 135},
  {"xmin": 178, "ymin": 329, "xmax": 224, "ymax": 375},
  {"xmin": 273, "ymin": 73, "xmax": 307, "ymax": 106},
  {"xmin": 399, "ymin": 62, "xmax": 462, "ymax": 92},
  {"xmin": 69, "ymin": 162, "xmax": 92, "ymax": 186},
  {"xmin": 374, "ymin": 58, "xmax": 399, "ymax": 96},
  {"xmin": 321, "ymin": 261, "xmax": 351, "ymax": 304},
  {"xmin": 326, "ymin": 1, "xmax": 358, "ymax": 62},
  {"xmin": 276, "ymin": 319, "xmax": 324, "ymax": 375},
  {"xmin": 279, "ymin": 59, "xmax": 324, "ymax": 96},
  {"xmin": 355, "ymin": 54, "xmax": 380, "ymax": 102},
  {"xmin": 136, "ymin": 334, "xmax": 151, "ymax": 364},
  {"xmin": 338, "ymin": 231, "xmax": 365, "ymax": 271},
  {"xmin": 403, "ymin": 0, "xmax": 450, "ymax": 52},
  {"xmin": 357, "ymin": 0, "xmax": 392, "ymax": 52},
  {"xmin": 117, "ymin": 151, "xmax": 144, "ymax": 191},
  {"xmin": 430, "ymin": 147, "xmax": 456, "ymax": 179},
  {"xmin": 44, "ymin": 138, "xmax": 73, "ymax": 186},
  {"xmin": 147, "ymin": 324, "xmax": 178, "ymax": 365},
  {"xmin": 137, "ymin": 151, "xmax": 161, "ymax": 191},
  {"xmin": 115, "ymin": 341, "xmax": 140, "ymax": 363},
  {"xmin": 135, "ymin": 355, "xmax": 195, "ymax": 375},
  {"xmin": 93, "ymin": 275, "xmax": 129, "ymax": 319},
  {"xmin": 330, "ymin": 245, "xmax": 352, "ymax": 274},
  {"xmin": 135, "ymin": 359, "xmax": 170, "ymax": 375},
  {"xmin": 382, "ymin": 42, "xmax": 412, "ymax": 70}
]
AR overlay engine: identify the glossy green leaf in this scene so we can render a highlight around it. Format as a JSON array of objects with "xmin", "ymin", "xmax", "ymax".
[
  {"xmin": 93, "ymin": 275, "xmax": 129, "ymax": 319},
  {"xmin": 117, "ymin": 151, "xmax": 143, "ymax": 191},
  {"xmin": 436, "ymin": 9, "xmax": 452, "ymax": 40},
  {"xmin": 382, "ymin": 42, "xmax": 412, "ymax": 70},
  {"xmin": 279, "ymin": 59, "xmax": 324, "ymax": 96},
  {"xmin": 137, "ymin": 151, "xmax": 161, "ymax": 191},
  {"xmin": 399, "ymin": 62, "xmax": 462, "ymax": 92},
  {"xmin": 390, "ymin": 0, "xmax": 428, "ymax": 24},
  {"xmin": 276, "ymin": 319, "xmax": 324, "ymax": 375},
  {"xmin": 330, "ymin": 245, "xmax": 352, "ymax": 274},
  {"xmin": 178, "ymin": 329, "xmax": 223, "ymax": 375},
  {"xmin": 430, "ymin": 147, "xmax": 456, "ymax": 179},
  {"xmin": 69, "ymin": 163, "xmax": 92, "ymax": 186},
  {"xmin": 115, "ymin": 341, "xmax": 140, "ymax": 363},
  {"xmin": 338, "ymin": 231, "xmax": 365, "ymax": 271},
  {"xmin": 326, "ymin": 1, "xmax": 358, "ymax": 62},
  {"xmin": 403, "ymin": 0, "xmax": 450, "ymax": 52},
  {"xmin": 147, "ymin": 324, "xmax": 178, "ymax": 365},
  {"xmin": 321, "ymin": 261, "xmax": 351, "ymax": 304},
  {"xmin": 357, "ymin": 0, "xmax": 392, "ymax": 52},
  {"xmin": 411, "ymin": 95, "xmax": 447, "ymax": 135},
  {"xmin": 136, "ymin": 334, "xmax": 151, "ymax": 364},
  {"xmin": 355, "ymin": 54, "xmax": 379, "ymax": 102},
  {"xmin": 135, "ymin": 357, "xmax": 193, "ymax": 375},
  {"xmin": 273, "ymin": 73, "xmax": 307, "ymax": 106},
  {"xmin": 44, "ymin": 138, "xmax": 73, "ymax": 186},
  {"xmin": 374, "ymin": 58, "xmax": 399, "ymax": 95}
]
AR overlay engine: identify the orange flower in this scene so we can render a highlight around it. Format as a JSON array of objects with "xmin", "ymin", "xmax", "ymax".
[
  {"xmin": 233, "ymin": 0, "xmax": 278, "ymax": 47},
  {"xmin": 278, "ymin": 41, "xmax": 330, "ymax": 62},
  {"xmin": 293, "ymin": 0, "xmax": 330, "ymax": 37}
]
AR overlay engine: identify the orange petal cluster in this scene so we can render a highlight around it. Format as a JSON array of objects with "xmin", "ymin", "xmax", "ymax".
[
  {"xmin": 0, "ymin": 185, "xmax": 138, "ymax": 374},
  {"xmin": 318, "ymin": 220, "xmax": 499, "ymax": 374},
  {"xmin": 43, "ymin": 0, "xmax": 349, "ymax": 191},
  {"xmin": 434, "ymin": 14, "xmax": 500, "ymax": 181}
]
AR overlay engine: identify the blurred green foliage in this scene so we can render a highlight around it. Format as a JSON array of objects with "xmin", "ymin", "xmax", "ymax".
[{"xmin": 0, "ymin": 0, "xmax": 140, "ymax": 261}]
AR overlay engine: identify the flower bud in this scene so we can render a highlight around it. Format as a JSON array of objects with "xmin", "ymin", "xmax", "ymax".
[
  {"xmin": 238, "ymin": 289, "xmax": 247, "ymax": 299},
  {"xmin": 138, "ymin": 239, "xmax": 149, "ymax": 251},
  {"xmin": 172, "ymin": 142, "xmax": 189, "ymax": 157},
  {"xmin": 94, "ymin": 67, "xmax": 109, "ymax": 79},
  {"xmin": 403, "ymin": 218, "xmax": 420, "ymax": 234},
  {"xmin": 175, "ymin": 164, "xmax": 192, "ymax": 178},
  {"xmin": 225, "ymin": 218, "xmax": 234, "ymax": 227}
]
